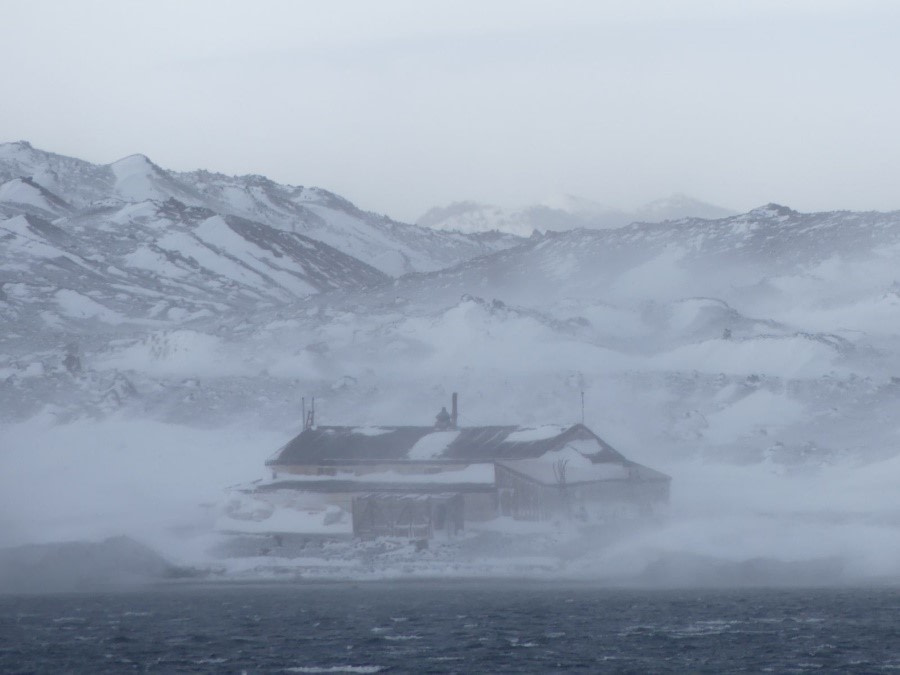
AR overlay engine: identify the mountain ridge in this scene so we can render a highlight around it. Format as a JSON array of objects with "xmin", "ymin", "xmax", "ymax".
[
  {"xmin": 417, "ymin": 193, "xmax": 737, "ymax": 235},
  {"xmin": 0, "ymin": 141, "xmax": 522, "ymax": 277}
]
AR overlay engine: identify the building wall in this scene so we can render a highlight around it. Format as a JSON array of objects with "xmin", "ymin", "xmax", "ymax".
[
  {"xmin": 462, "ymin": 492, "xmax": 498, "ymax": 522},
  {"xmin": 496, "ymin": 464, "xmax": 669, "ymax": 521},
  {"xmin": 266, "ymin": 487, "xmax": 496, "ymax": 534},
  {"xmin": 352, "ymin": 494, "xmax": 465, "ymax": 540},
  {"xmin": 270, "ymin": 462, "xmax": 669, "ymax": 527}
]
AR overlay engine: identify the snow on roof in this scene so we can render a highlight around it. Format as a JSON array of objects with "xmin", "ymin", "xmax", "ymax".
[
  {"xmin": 502, "ymin": 425, "xmax": 568, "ymax": 442},
  {"xmin": 271, "ymin": 423, "xmax": 629, "ymax": 465},
  {"xmin": 352, "ymin": 426, "xmax": 392, "ymax": 436},
  {"xmin": 497, "ymin": 440, "xmax": 670, "ymax": 485},
  {"xmin": 407, "ymin": 430, "xmax": 460, "ymax": 460},
  {"xmin": 560, "ymin": 438, "xmax": 607, "ymax": 458}
]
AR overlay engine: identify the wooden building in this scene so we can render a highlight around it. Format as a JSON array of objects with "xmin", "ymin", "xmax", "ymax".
[{"xmin": 264, "ymin": 395, "xmax": 670, "ymax": 538}]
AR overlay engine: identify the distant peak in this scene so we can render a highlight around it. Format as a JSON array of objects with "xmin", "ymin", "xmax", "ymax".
[
  {"xmin": 0, "ymin": 140, "xmax": 36, "ymax": 157},
  {"xmin": 110, "ymin": 153, "xmax": 156, "ymax": 168},
  {"xmin": 538, "ymin": 193, "xmax": 614, "ymax": 214},
  {"xmin": 108, "ymin": 154, "xmax": 164, "ymax": 185},
  {"xmin": 747, "ymin": 203, "xmax": 796, "ymax": 217},
  {"xmin": 636, "ymin": 194, "xmax": 737, "ymax": 221},
  {"xmin": 643, "ymin": 193, "xmax": 693, "ymax": 207},
  {"xmin": 416, "ymin": 201, "xmax": 496, "ymax": 227}
]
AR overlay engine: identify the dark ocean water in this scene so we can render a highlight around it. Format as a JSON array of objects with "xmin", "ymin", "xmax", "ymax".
[{"xmin": 2, "ymin": 582, "xmax": 900, "ymax": 673}]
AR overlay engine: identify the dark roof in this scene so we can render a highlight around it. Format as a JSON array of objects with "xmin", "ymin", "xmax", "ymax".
[
  {"xmin": 256, "ymin": 480, "xmax": 495, "ymax": 494},
  {"xmin": 269, "ymin": 423, "xmax": 627, "ymax": 466}
]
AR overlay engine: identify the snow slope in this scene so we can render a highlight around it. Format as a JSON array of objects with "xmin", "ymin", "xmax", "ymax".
[
  {"xmin": 0, "ymin": 203, "xmax": 388, "ymax": 341},
  {"xmin": 4, "ymin": 144, "xmax": 900, "ymax": 582},
  {"xmin": 0, "ymin": 141, "xmax": 521, "ymax": 275}
]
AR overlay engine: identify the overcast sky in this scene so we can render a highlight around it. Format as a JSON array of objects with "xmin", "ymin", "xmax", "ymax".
[{"xmin": 2, "ymin": 0, "xmax": 900, "ymax": 221}]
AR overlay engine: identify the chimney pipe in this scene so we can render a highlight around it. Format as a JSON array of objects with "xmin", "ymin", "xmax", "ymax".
[{"xmin": 451, "ymin": 392, "xmax": 458, "ymax": 428}]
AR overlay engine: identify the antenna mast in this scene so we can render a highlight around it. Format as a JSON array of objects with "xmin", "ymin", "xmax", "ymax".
[{"xmin": 303, "ymin": 395, "xmax": 316, "ymax": 430}]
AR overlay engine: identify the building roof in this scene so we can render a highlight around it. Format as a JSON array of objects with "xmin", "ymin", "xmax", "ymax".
[
  {"xmin": 496, "ymin": 456, "xmax": 670, "ymax": 486},
  {"xmin": 269, "ymin": 423, "xmax": 628, "ymax": 466},
  {"xmin": 257, "ymin": 480, "xmax": 495, "ymax": 494}
]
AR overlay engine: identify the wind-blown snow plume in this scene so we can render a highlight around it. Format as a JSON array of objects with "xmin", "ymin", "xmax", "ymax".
[{"xmin": 3, "ymin": 143, "xmax": 900, "ymax": 584}]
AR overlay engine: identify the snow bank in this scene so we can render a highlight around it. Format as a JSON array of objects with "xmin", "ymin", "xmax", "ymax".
[
  {"xmin": 97, "ymin": 329, "xmax": 250, "ymax": 377},
  {"xmin": 704, "ymin": 390, "xmax": 804, "ymax": 444},
  {"xmin": 651, "ymin": 335, "xmax": 840, "ymax": 377},
  {"xmin": 609, "ymin": 246, "xmax": 689, "ymax": 301},
  {"xmin": 389, "ymin": 299, "xmax": 631, "ymax": 376},
  {"xmin": 55, "ymin": 289, "xmax": 126, "ymax": 324}
]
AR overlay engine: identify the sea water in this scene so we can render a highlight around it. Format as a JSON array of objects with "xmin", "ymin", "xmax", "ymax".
[{"xmin": 2, "ymin": 582, "xmax": 900, "ymax": 673}]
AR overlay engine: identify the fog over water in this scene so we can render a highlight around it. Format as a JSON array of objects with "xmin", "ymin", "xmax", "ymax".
[{"xmin": 3, "ymin": 2, "xmax": 900, "ymax": 593}]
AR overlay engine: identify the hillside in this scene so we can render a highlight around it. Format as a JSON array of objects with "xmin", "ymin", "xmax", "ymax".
[
  {"xmin": 3, "ymin": 146, "xmax": 900, "ymax": 581},
  {"xmin": 0, "ymin": 142, "xmax": 521, "ymax": 276}
]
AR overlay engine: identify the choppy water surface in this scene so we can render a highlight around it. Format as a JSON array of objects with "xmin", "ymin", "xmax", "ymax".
[{"xmin": 3, "ymin": 582, "xmax": 900, "ymax": 673}]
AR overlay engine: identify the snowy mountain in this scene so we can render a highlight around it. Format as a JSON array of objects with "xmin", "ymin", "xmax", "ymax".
[
  {"xmin": 401, "ymin": 204, "xmax": 900, "ymax": 309},
  {"xmin": 4, "ymin": 145, "xmax": 900, "ymax": 583},
  {"xmin": 634, "ymin": 193, "xmax": 736, "ymax": 222},
  {"xmin": 0, "ymin": 177, "xmax": 73, "ymax": 219},
  {"xmin": 325, "ymin": 202, "xmax": 900, "ymax": 465},
  {"xmin": 417, "ymin": 194, "xmax": 736, "ymax": 235},
  {"xmin": 0, "ymin": 201, "xmax": 389, "ymax": 344},
  {"xmin": 416, "ymin": 199, "xmax": 628, "ymax": 235},
  {"xmin": 0, "ymin": 142, "xmax": 521, "ymax": 276}
]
